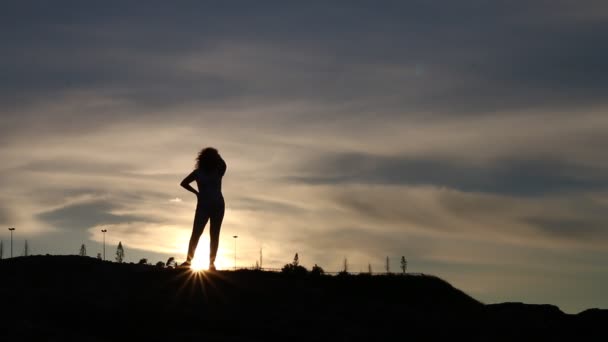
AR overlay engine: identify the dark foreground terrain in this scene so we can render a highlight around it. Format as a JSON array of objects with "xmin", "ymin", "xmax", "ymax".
[{"xmin": 0, "ymin": 256, "xmax": 605, "ymax": 341}]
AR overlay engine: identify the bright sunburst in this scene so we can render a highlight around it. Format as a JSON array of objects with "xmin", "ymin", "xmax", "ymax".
[
  {"xmin": 190, "ymin": 256, "xmax": 207, "ymax": 272},
  {"xmin": 186, "ymin": 238, "xmax": 230, "ymax": 271}
]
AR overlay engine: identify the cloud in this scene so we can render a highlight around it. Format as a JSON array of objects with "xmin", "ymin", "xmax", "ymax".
[
  {"xmin": 19, "ymin": 159, "xmax": 135, "ymax": 175},
  {"xmin": 290, "ymin": 152, "xmax": 608, "ymax": 196},
  {"xmin": 87, "ymin": 222, "xmax": 189, "ymax": 256},
  {"xmin": 0, "ymin": 206, "xmax": 14, "ymax": 226},
  {"xmin": 230, "ymin": 196, "xmax": 306, "ymax": 214},
  {"xmin": 37, "ymin": 200, "xmax": 154, "ymax": 232},
  {"xmin": 318, "ymin": 184, "xmax": 608, "ymax": 248},
  {"xmin": 2, "ymin": 1, "xmax": 608, "ymax": 116},
  {"xmin": 526, "ymin": 217, "xmax": 607, "ymax": 240}
]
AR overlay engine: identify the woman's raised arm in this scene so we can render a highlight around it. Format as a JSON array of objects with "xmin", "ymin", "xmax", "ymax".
[{"xmin": 180, "ymin": 170, "xmax": 199, "ymax": 196}]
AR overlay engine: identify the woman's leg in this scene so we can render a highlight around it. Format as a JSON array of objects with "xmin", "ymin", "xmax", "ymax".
[
  {"xmin": 208, "ymin": 203, "xmax": 225, "ymax": 268},
  {"xmin": 186, "ymin": 209, "xmax": 210, "ymax": 263}
]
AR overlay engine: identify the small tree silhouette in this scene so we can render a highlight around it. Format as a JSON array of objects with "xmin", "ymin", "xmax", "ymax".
[
  {"xmin": 96, "ymin": 253, "xmax": 102, "ymax": 260},
  {"xmin": 79, "ymin": 244, "xmax": 87, "ymax": 257},
  {"xmin": 23, "ymin": 240, "xmax": 29, "ymax": 257},
  {"xmin": 385, "ymin": 256, "xmax": 391, "ymax": 274},
  {"xmin": 138, "ymin": 258, "xmax": 148, "ymax": 265},
  {"xmin": 166, "ymin": 257, "xmax": 176, "ymax": 268},
  {"xmin": 155, "ymin": 261, "xmax": 165, "ymax": 268},
  {"xmin": 311, "ymin": 264, "xmax": 324, "ymax": 276},
  {"xmin": 368, "ymin": 263, "xmax": 372, "ymax": 275},
  {"xmin": 338, "ymin": 257, "xmax": 349, "ymax": 276},
  {"xmin": 115, "ymin": 242, "xmax": 125, "ymax": 263},
  {"xmin": 293, "ymin": 253, "xmax": 299, "ymax": 266},
  {"xmin": 281, "ymin": 253, "xmax": 307, "ymax": 275},
  {"xmin": 400, "ymin": 256, "xmax": 407, "ymax": 275}
]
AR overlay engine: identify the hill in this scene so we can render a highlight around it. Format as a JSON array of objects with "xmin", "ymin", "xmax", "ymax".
[{"xmin": 0, "ymin": 255, "xmax": 605, "ymax": 341}]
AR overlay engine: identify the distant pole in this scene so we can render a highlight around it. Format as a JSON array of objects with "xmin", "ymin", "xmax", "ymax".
[
  {"xmin": 233, "ymin": 235, "xmax": 238, "ymax": 270},
  {"xmin": 385, "ymin": 256, "xmax": 390, "ymax": 274},
  {"xmin": 260, "ymin": 247, "xmax": 263, "ymax": 269},
  {"xmin": 101, "ymin": 229, "xmax": 107, "ymax": 261},
  {"xmin": 8, "ymin": 228, "xmax": 15, "ymax": 258}
]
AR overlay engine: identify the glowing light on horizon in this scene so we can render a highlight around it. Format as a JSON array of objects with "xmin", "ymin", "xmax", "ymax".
[
  {"xmin": 190, "ymin": 256, "xmax": 206, "ymax": 271},
  {"xmin": 188, "ymin": 240, "xmax": 230, "ymax": 271}
]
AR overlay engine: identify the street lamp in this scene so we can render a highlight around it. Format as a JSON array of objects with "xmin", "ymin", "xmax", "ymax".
[
  {"xmin": 101, "ymin": 229, "xmax": 107, "ymax": 261},
  {"xmin": 233, "ymin": 235, "xmax": 238, "ymax": 270},
  {"xmin": 8, "ymin": 228, "xmax": 15, "ymax": 258}
]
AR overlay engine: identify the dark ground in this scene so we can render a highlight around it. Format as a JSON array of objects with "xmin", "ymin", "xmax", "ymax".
[{"xmin": 0, "ymin": 255, "xmax": 605, "ymax": 341}]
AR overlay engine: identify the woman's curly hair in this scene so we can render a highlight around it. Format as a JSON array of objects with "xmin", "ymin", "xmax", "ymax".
[{"xmin": 195, "ymin": 147, "xmax": 225, "ymax": 175}]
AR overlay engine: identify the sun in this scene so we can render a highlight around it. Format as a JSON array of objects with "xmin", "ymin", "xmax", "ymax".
[
  {"xmin": 190, "ymin": 256, "xmax": 207, "ymax": 272},
  {"xmin": 185, "ymin": 240, "xmax": 230, "ymax": 271}
]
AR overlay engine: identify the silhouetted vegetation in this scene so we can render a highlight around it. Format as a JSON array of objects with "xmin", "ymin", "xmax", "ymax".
[
  {"xmin": 385, "ymin": 256, "xmax": 391, "ymax": 274},
  {"xmin": 166, "ymin": 257, "xmax": 177, "ymax": 268},
  {"xmin": 115, "ymin": 241, "xmax": 124, "ymax": 263},
  {"xmin": 311, "ymin": 264, "xmax": 324, "ymax": 276},
  {"xmin": 23, "ymin": 240, "xmax": 29, "ymax": 257},
  {"xmin": 281, "ymin": 253, "xmax": 307, "ymax": 276},
  {"xmin": 0, "ymin": 240, "xmax": 3, "ymax": 260},
  {"xmin": 79, "ymin": 244, "xmax": 87, "ymax": 257},
  {"xmin": 138, "ymin": 258, "xmax": 148, "ymax": 265},
  {"xmin": 96, "ymin": 253, "xmax": 101, "ymax": 260},
  {"xmin": 401, "ymin": 256, "xmax": 407, "ymax": 274},
  {"xmin": 155, "ymin": 261, "xmax": 165, "ymax": 268}
]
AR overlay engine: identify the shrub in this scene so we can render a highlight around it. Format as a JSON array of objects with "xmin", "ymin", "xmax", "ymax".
[{"xmin": 311, "ymin": 264, "xmax": 325, "ymax": 276}]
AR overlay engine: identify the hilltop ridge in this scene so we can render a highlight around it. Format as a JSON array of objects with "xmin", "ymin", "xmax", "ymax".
[{"xmin": 0, "ymin": 255, "xmax": 605, "ymax": 341}]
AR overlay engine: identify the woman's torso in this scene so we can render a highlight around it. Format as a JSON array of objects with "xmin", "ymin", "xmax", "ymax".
[{"xmin": 195, "ymin": 168, "xmax": 224, "ymax": 204}]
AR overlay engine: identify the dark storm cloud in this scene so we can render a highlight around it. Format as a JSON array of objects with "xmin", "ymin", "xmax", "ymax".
[
  {"xmin": 292, "ymin": 152, "xmax": 608, "ymax": 196},
  {"xmin": 37, "ymin": 200, "xmax": 152, "ymax": 231},
  {"xmin": 1, "ymin": 0, "xmax": 607, "ymax": 115}
]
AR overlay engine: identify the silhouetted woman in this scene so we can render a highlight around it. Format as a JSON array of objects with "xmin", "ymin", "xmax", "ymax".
[{"xmin": 180, "ymin": 147, "xmax": 226, "ymax": 270}]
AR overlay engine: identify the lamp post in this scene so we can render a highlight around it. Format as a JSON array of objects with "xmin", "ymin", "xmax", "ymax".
[
  {"xmin": 101, "ymin": 229, "xmax": 107, "ymax": 261},
  {"xmin": 8, "ymin": 228, "xmax": 15, "ymax": 258},
  {"xmin": 233, "ymin": 235, "xmax": 238, "ymax": 270}
]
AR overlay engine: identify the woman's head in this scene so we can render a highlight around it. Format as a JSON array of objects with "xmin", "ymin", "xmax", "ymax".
[{"xmin": 196, "ymin": 147, "xmax": 221, "ymax": 172}]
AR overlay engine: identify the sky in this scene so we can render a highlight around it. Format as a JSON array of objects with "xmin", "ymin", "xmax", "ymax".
[{"xmin": 1, "ymin": 1, "xmax": 607, "ymax": 313}]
